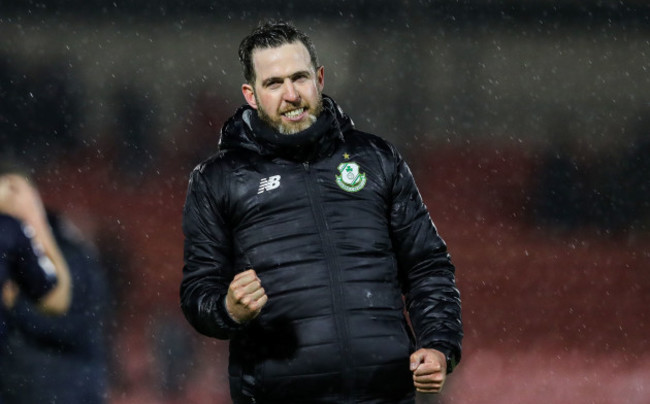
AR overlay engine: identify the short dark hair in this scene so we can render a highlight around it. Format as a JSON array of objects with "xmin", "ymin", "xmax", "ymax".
[{"xmin": 238, "ymin": 20, "xmax": 320, "ymax": 84}]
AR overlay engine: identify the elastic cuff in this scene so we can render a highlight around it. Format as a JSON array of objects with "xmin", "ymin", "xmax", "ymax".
[{"xmin": 217, "ymin": 295, "xmax": 244, "ymax": 329}]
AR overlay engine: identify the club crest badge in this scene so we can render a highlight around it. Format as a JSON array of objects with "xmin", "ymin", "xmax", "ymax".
[{"xmin": 336, "ymin": 161, "xmax": 367, "ymax": 192}]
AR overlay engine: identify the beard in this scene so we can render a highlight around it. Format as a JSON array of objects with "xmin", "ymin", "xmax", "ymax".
[{"xmin": 255, "ymin": 93, "xmax": 324, "ymax": 135}]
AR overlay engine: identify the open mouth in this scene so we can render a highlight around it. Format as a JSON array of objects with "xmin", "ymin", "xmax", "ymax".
[{"xmin": 283, "ymin": 108, "xmax": 305, "ymax": 119}]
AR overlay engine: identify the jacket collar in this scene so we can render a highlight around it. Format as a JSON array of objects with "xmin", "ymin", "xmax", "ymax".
[{"xmin": 219, "ymin": 95, "xmax": 352, "ymax": 162}]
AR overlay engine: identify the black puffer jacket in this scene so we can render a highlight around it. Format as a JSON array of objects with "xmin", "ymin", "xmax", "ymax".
[{"xmin": 181, "ymin": 96, "xmax": 462, "ymax": 404}]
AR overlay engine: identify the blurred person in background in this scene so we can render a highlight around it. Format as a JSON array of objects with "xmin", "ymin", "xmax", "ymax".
[
  {"xmin": 0, "ymin": 160, "xmax": 72, "ymax": 403},
  {"xmin": 0, "ymin": 204, "xmax": 111, "ymax": 404},
  {"xmin": 180, "ymin": 20, "xmax": 462, "ymax": 403}
]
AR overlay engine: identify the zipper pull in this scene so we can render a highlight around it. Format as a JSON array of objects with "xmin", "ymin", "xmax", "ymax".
[{"xmin": 303, "ymin": 162, "xmax": 310, "ymax": 171}]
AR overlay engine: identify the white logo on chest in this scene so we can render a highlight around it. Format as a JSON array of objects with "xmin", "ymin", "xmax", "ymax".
[
  {"xmin": 258, "ymin": 175, "xmax": 282, "ymax": 194},
  {"xmin": 336, "ymin": 162, "xmax": 367, "ymax": 192}
]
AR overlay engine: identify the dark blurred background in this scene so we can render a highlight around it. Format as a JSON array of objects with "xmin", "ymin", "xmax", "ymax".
[{"xmin": 1, "ymin": 1, "xmax": 648, "ymax": 403}]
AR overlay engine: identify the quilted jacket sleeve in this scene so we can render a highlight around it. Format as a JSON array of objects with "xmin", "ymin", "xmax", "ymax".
[
  {"xmin": 180, "ymin": 163, "xmax": 243, "ymax": 339},
  {"xmin": 387, "ymin": 145, "xmax": 463, "ymax": 372}
]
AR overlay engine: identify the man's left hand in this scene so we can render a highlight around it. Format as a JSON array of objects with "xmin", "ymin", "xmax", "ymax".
[{"xmin": 409, "ymin": 348, "xmax": 447, "ymax": 393}]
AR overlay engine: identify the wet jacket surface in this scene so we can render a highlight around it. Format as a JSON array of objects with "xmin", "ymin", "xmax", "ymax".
[{"xmin": 180, "ymin": 96, "xmax": 463, "ymax": 403}]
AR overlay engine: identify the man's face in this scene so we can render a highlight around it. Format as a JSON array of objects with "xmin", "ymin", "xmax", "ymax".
[{"xmin": 242, "ymin": 41, "xmax": 324, "ymax": 134}]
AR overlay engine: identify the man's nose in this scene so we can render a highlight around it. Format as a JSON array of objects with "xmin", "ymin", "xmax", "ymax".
[{"xmin": 283, "ymin": 80, "xmax": 300, "ymax": 102}]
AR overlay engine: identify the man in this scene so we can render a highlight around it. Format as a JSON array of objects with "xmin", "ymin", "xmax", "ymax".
[
  {"xmin": 0, "ymin": 164, "xmax": 73, "ymax": 399},
  {"xmin": 181, "ymin": 21, "xmax": 462, "ymax": 403},
  {"xmin": 0, "ymin": 167, "xmax": 72, "ymax": 318},
  {"xmin": 0, "ymin": 209, "xmax": 110, "ymax": 404}
]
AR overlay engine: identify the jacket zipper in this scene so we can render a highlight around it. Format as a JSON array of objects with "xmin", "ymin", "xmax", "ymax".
[{"xmin": 302, "ymin": 162, "xmax": 354, "ymax": 401}]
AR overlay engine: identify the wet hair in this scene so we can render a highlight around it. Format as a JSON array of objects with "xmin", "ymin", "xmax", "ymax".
[{"xmin": 238, "ymin": 20, "xmax": 320, "ymax": 85}]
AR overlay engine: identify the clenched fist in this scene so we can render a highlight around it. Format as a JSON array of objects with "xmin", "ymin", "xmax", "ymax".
[
  {"xmin": 410, "ymin": 348, "xmax": 448, "ymax": 394},
  {"xmin": 225, "ymin": 269, "xmax": 268, "ymax": 324}
]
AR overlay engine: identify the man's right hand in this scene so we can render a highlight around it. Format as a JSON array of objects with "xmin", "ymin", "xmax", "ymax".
[{"xmin": 225, "ymin": 269, "xmax": 268, "ymax": 324}]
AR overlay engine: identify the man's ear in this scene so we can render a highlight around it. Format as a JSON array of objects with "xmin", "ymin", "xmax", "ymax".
[
  {"xmin": 242, "ymin": 84, "xmax": 258, "ymax": 109},
  {"xmin": 317, "ymin": 66, "xmax": 325, "ymax": 92}
]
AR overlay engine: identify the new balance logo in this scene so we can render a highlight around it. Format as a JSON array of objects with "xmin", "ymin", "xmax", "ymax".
[{"xmin": 258, "ymin": 175, "xmax": 281, "ymax": 194}]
